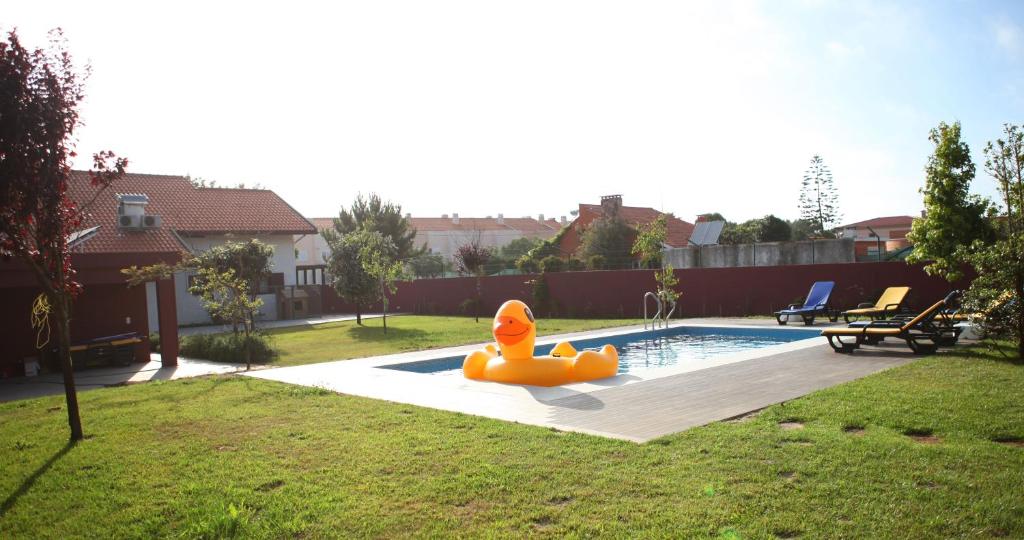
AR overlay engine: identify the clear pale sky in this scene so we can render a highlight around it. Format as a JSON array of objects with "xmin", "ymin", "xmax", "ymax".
[{"xmin": 6, "ymin": 1, "xmax": 1023, "ymax": 224}]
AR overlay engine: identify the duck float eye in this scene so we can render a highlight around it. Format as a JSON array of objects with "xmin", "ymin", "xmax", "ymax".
[{"xmin": 461, "ymin": 299, "xmax": 618, "ymax": 387}]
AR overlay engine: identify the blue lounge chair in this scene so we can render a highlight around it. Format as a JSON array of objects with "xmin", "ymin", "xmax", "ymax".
[{"xmin": 775, "ymin": 281, "xmax": 837, "ymax": 326}]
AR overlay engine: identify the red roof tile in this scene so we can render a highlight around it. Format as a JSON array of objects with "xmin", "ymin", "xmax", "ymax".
[
  {"xmin": 68, "ymin": 171, "xmax": 315, "ymax": 254},
  {"xmin": 578, "ymin": 204, "xmax": 694, "ymax": 247},
  {"xmin": 839, "ymin": 215, "xmax": 916, "ymax": 229}
]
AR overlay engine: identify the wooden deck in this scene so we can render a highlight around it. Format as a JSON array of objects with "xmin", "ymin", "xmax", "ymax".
[{"xmin": 541, "ymin": 343, "xmax": 916, "ymax": 441}]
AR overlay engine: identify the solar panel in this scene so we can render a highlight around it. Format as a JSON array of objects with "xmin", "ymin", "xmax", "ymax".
[{"xmin": 689, "ymin": 220, "xmax": 725, "ymax": 245}]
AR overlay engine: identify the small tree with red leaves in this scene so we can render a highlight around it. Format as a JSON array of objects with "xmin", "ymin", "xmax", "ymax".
[
  {"xmin": 0, "ymin": 29, "xmax": 127, "ymax": 441},
  {"xmin": 455, "ymin": 240, "xmax": 492, "ymax": 322}
]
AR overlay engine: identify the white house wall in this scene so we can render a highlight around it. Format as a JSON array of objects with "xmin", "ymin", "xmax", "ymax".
[
  {"xmin": 172, "ymin": 233, "xmax": 299, "ymax": 326},
  {"xmin": 294, "ymin": 233, "xmax": 331, "ymax": 266}
]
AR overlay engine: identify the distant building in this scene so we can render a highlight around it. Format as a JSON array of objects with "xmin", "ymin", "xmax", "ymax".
[
  {"xmin": 556, "ymin": 195, "xmax": 695, "ymax": 265},
  {"xmin": 837, "ymin": 215, "xmax": 916, "ymax": 259},
  {"xmin": 408, "ymin": 214, "xmax": 564, "ymax": 262}
]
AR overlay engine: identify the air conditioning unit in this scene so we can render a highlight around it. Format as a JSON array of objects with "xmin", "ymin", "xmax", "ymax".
[
  {"xmin": 142, "ymin": 214, "xmax": 162, "ymax": 228},
  {"xmin": 118, "ymin": 215, "xmax": 141, "ymax": 229}
]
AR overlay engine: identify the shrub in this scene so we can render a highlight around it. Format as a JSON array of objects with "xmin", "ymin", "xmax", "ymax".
[
  {"xmin": 586, "ymin": 255, "xmax": 607, "ymax": 270},
  {"xmin": 566, "ymin": 258, "xmax": 585, "ymax": 271},
  {"xmin": 515, "ymin": 255, "xmax": 540, "ymax": 274},
  {"xmin": 149, "ymin": 333, "xmax": 160, "ymax": 353},
  {"xmin": 540, "ymin": 255, "xmax": 565, "ymax": 273},
  {"xmin": 180, "ymin": 333, "xmax": 276, "ymax": 364}
]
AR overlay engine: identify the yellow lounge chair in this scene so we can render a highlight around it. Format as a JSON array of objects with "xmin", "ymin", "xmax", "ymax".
[
  {"xmin": 823, "ymin": 291, "xmax": 961, "ymax": 355},
  {"xmin": 841, "ymin": 286, "xmax": 910, "ymax": 323}
]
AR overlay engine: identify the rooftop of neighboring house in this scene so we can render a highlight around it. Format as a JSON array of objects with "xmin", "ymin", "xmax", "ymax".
[
  {"xmin": 307, "ymin": 215, "xmax": 563, "ymax": 234},
  {"xmin": 838, "ymin": 215, "xmax": 916, "ymax": 229},
  {"xmin": 68, "ymin": 171, "xmax": 316, "ymax": 254},
  {"xmin": 575, "ymin": 195, "xmax": 695, "ymax": 247}
]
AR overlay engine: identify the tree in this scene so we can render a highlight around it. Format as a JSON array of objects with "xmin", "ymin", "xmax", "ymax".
[
  {"xmin": 759, "ymin": 215, "xmax": 792, "ymax": 242},
  {"xmin": 186, "ymin": 175, "xmax": 263, "ymax": 189},
  {"xmin": 698, "ymin": 212, "xmax": 727, "ymax": 222},
  {"xmin": 799, "ymin": 155, "xmax": 841, "ymax": 235},
  {"xmin": 718, "ymin": 220, "xmax": 758, "ymax": 245},
  {"xmin": 540, "ymin": 255, "xmax": 565, "ymax": 273},
  {"xmin": 789, "ymin": 219, "xmax": 816, "ymax": 241},
  {"xmin": 454, "ymin": 241, "xmax": 492, "ymax": 322},
  {"xmin": 407, "ymin": 251, "xmax": 446, "ymax": 279},
  {"xmin": 632, "ymin": 215, "xmax": 667, "ymax": 268},
  {"xmin": 0, "ymin": 29, "xmax": 128, "ymax": 441},
  {"xmin": 631, "ymin": 215, "xmax": 680, "ymax": 320},
  {"xmin": 188, "ymin": 267, "xmax": 262, "ymax": 369},
  {"xmin": 907, "ymin": 121, "xmax": 994, "ymax": 280},
  {"xmin": 963, "ymin": 123, "xmax": 1024, "ymax": 359},
  {"xmin": 356, "ymin": 230, "xmax": 403, "ymax": 335},
  {"xmin": 332, "ymin": 193, "xmax": 420, "ymax": 260},
  {"xmin": 577, "ymin": 216, "xmax": 633, "ymax": 268},
  {"xmin": 191, "ymin": 240, "xmax": 273, "ymax": 331},
  {"xmin": 515, "ymin": 255, "xmax": 540, "ymax": 274},
  {"xmin": 322, "ymin": 229, "xmax": 379, "ymax": 325},
  {"xmin": 501, "ymin": 237, "xmax": 542, "ymax": 260}
]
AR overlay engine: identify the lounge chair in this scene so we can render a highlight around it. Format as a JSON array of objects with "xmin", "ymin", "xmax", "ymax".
[
  {"xmin": 775, "ymin": 281, "xmax": 837, "ymax": 326},
  {"xmin": 822, "ymin": 291, "xmax": 961, "ymax": 354},
  {"xmin": 841, "ymin": 286, "xmax": 910, "ymax": 323}
]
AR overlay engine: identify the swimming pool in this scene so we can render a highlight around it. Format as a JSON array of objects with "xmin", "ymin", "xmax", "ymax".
[{"xmin": 380, "ymin": 325, "xmax": 821, "ymax": 375}]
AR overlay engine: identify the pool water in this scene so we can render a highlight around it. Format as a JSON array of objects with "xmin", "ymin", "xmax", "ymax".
[{"xmin": 380, "ymin": 325, "xmax": 821, "ymax": 375}]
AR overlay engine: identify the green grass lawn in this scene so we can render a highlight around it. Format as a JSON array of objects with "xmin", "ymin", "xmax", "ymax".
[
  {"xmin": 257, "ymin": 315, "xmax": 638, "ymax": 366},
  {"xmin": 2, "ymin": 344, "xmax": 1022, "ymax": 538}
]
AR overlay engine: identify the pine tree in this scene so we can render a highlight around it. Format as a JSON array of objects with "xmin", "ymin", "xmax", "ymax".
[{"xmin": 799, "ymin": 155, "xmax": 841, "ymax": 235}]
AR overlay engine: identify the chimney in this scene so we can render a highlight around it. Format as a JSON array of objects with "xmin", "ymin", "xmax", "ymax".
[
  {"xmin": 537, "ymin": 214, "xmax": 544, "ymax": 222},
  {"xmin": 405, "ymin": 212, "xmax": 411, "ymax": 219},
  {"xmin": 600, "ymin": 194, "xmax": 622, "ymax": 218},
  {"xmin": 560, "ymin": 216, "xmax": 567, "ymax": 226},
  {"xmin": 441, "ymin": 214, "xmax": 448, "ymax": 219},
  {"xmin": 452, "ymin": 213, "xmax": 459, "ymax": 225},
  {"xmin": 497, "ymin": 213, "xmax": 504, "ymax": 225}
]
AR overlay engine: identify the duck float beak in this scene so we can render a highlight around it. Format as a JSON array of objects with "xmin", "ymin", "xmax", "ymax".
[{"xmin": 494, "ymin": 318, "xmax": 530, "ymax": 346}]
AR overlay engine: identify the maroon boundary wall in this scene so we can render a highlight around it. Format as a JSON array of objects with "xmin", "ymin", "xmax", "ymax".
[{"xmin": 322, "ymin": 261, "xmax": 973, "ymax": 319}]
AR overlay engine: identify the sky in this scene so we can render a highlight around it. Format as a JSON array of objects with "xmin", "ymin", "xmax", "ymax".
[{"xmin": 5, "ymin": 0, "xmax": 1024, "ymax": 225}]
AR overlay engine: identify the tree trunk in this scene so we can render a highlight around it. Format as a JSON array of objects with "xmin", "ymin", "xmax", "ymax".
[
  {"xmin": 53, "ymin": 295, "xmax": 84, "ymax": 441},
  {"xmin": 382, "ymin": 277, "xmax": 388, "ymax": 335},
  {"xmin": 243, "ymin": 324, "xmax": 252, "ymax": 371},
  {"xmin": 1016, "ymin": 277, "xmax": 1024, "ymax": 361},
  {"xmin": 355, "ymin": 303, "xmax": 362, "ymax": 325}
]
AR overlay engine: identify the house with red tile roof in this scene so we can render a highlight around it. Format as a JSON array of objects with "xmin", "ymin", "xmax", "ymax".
[
  {"xmin": 837, "ymin": 215, "xmax": 916, "ymax": 259},
  {"xmin": 555, "ymin": 195, "xmax": 695, "ymax": 265},
  {"xmin": 0, "ymin": 171, "xmax": 315, "ymax": 377},
  {"xmin": 298, "ymin": 214, "xmax": 565, "ymax": 268}
]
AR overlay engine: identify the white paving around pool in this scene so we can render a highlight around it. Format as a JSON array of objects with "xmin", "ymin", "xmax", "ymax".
[{"xmin": 245, "ymin": 321, "xmax": 859, "ymax": 441}]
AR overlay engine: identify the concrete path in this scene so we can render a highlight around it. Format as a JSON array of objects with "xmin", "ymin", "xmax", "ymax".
[
  {"xmin": 542, "ymin": 343, "xmax": 913, "ymax": 441},
  {"xmin": 0, "ymin": 355, "xmax": 248, "ymax": 403},
  {"xmin": 246, "ymin": 320, "xmax": 921, "ymax": 442},
  {"xmin": 178, "ymin": 313, "xmax": 392, "ymax": 336}
]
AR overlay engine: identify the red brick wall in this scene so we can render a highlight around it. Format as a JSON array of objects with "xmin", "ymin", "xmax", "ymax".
[
  {"xmin": 0, "ymin": 283, "xmax": 151, "ymax": 377},
  {"xmin": 322, "ymin": 261, "xmax": 971, "ymax": 320}
]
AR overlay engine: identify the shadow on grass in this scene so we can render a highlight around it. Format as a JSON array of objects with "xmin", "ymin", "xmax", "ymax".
[
  {"xmin": 0, "ymin": 440, "xmax": 76, "ymax": 518},
  {"xmin": 951, "ymin": 341, "xmax": 1024, "ymax": 365}
]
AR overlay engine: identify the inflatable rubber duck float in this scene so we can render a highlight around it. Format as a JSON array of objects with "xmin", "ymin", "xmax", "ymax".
[{"xmin": 463, "ymin": 300, "xmax": 619, "ymax": 386}]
